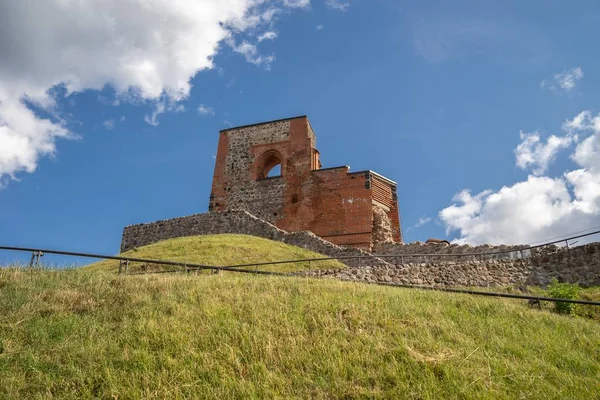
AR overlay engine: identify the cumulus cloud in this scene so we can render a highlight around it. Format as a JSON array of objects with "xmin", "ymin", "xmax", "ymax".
[
  {"xmin": 326, "ymin": 0, "xmax": 350, "ymax": 11},
  {"xmin": 439, "ymin": 110, "xmax": 600, "ymax": 245},
  {"xmin": 541, "ymin": 67, "xmax": 584, "ymax": 93},
  {"xmin": 0, "ymin": 0, "xmax": 307, "ymax": 186},
  {"xmin": 514, "ymin": 131, "xmax": 575, "ymax": 175},
  {"xmin": 197, "ymin": 104, "xmax": 216, "ymax": 116}
]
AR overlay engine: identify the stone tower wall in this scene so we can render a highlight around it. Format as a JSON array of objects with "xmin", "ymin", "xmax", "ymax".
[{"xmin": 209, "ymin": 116, "xmax": 402, "ymax": 249}]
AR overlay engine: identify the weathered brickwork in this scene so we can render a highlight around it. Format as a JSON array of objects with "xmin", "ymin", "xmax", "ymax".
[{"xmin": 209, "ymin": 116, "xmax": 402, "ymax": 249}]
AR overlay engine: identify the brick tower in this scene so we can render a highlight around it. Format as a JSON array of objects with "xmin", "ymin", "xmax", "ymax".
[{"xmin": 209, "ymin": 116, "xmax": 402, "ymax": 249}]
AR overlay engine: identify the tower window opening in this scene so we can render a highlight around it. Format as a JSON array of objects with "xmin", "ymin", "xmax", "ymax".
[
  {"xmin": 267, "ymin": 164, "xmax": 281, "ymax": 177},
  {"xmin": 256, "ymin": 150, "xmax": 284, "ymax": 179}
]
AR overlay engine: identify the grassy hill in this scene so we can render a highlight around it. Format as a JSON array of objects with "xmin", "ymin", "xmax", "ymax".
[
  {"xmin": 0, "ymin": 268, "xmax": 598, "ymax": 399},
  {"xmin": 86, "ymin": 234, "xmax": 346, "ymax": 273}
]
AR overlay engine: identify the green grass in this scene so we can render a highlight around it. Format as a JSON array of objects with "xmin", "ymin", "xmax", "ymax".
[
  {"xmin": 479, "ymin": 284, "xmax": 600, "ymax": 322},
  {"xmin": 0, "ymin": 268, "xmax": 598, "ymax": 399},
  {"xmin": 525, "ymin": 285, "xmax": 600, "ymax": 322},
  {"xmin": 86, "ymin": 234, "xmax": 345, "ymax": 273}
]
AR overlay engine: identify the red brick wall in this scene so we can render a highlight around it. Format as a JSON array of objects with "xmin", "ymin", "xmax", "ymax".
[
  {"xmin": 209, "ymin": 116, "xmax": 402, "ymax": 249},
  {"xmin": 371, "ymin": 175, "xmax": 402, "ymax": 242}
]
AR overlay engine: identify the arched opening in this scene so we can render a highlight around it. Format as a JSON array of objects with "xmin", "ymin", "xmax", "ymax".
[
  {"xmin": 268, "ymin": 163, "xmax": 281, "ymax": 177},
  {"xmin": 256, "ymin": 150, "xmax": 284, "ymax": 180}
]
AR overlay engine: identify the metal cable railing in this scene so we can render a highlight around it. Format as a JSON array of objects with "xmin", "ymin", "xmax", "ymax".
[{"xmin": 1, "ymin": 229, "xmax": 599, "ymax": 306}]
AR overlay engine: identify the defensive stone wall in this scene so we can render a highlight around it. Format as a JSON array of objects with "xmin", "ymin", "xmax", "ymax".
[
  {"xmin": 303, "ymin": 243, "xmax": 600, "ymax": 288},
  {"xmin": 121, "ymin": 209, "xmax": 600, "ymax": 287},
  {"xmin": 373, "ymin": 241, "xmax": 532, "ymax": 261},
  {"xmin": 120, "ymin": 209, "xmax": 389, "ymax": 267}
]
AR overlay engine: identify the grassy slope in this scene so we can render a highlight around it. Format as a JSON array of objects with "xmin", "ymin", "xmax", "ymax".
[
  {"xmin": 503, "ymin": 285, "xmax": 600, "ymax": 322},
  {"xmin": 86, "ymin": 234, "xmax": 345, "ymax": 273},
  {"xmin": 1, "ymin": 269, "xmax": 599, "ymax": 399}
]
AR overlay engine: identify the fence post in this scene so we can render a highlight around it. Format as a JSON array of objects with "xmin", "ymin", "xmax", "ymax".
[
  {"xmin": 28, "ymin": 251, "xmax": 43, "ymax": 268},
  {"xmin": 118, "ymin": 260, "xmax": 122, "ymax": 275},
  {"xmin": 124, "ymin": 259, "xmax": 129, "ymax": 274}
]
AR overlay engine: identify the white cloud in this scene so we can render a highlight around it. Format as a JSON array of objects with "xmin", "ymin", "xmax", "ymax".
[
  {"xmin": 439, "ymin": 110, "xmax": 600, "ymax": 245},
  {"xmin": 227, "ymin": 39, "xmax": 275, "ymax": 68},
  {"xmin": 258, "ymin": 31, "xmax": 278, "ymax": 42},
  {"xmin": 514, "ymin": 131, "xmax": 575, "ymax": 175},
  {"xmin": 541, "ymin": 67, "xmax": 584, "ymax": 93},
  {"xmin": 0, "ymin": 0, "xmax": 307, "ymax": 186},
  {"xmin": 283, "ymin": 0, "xmax": 310, "ymax": 7},
  {"xmin": 326, "ymin": 0, "xmax": 350, "ymax": 11},
  {"xmin": 562, "ymin": 110, "xmax": 600, "ymax": 135},
  {"xmin": 144, "ymin": 103, "xmax": 166, "ymax": 127},
  {"xmin": 144, "ymin": 98, "xmax": 185, "ymax": 126},
  {"xmin": 103, "ymin": 119, "xmax": 115, "ymax": 130},
  {"xmin": 315, "ymin": 24, "xmax": 324, "ymax": 31},
  {"xmin": 0, "ymin": 99, "xmax": 71, "ymax": 187},
  {"xmin": 197, "ymin": 104, "xmax": 215, "ymax": 116},
  {"xmin": 406, "ymin": 216, "xmax": 432, "ymax": 232}
]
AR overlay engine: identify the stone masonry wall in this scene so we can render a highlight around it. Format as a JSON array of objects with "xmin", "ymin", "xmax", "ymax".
[
  {"xmin": 210, "ymin": 119, "xmax": 290, "ymax": 224},
  {"xmin": 303, "ymin": 243, "xmax": 600, "ymax": 288},
  {"xmin": 209, "ymin": 116, "xmax": 402, "ymax": 249},
  {"xmin": 373, "ymin": 241, "xmax": 531, "ymax": 261},
  {"xmin": 121, "ymin": 209, "xmax": 600, "ymax": 287},
  {"xmin": 120, "ymin": 209, "xmax": 389, "ymax": 267}
]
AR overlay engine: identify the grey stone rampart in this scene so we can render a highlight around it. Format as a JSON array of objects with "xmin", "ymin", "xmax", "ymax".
[
  {"xmin": 120, "ymin": 210, "xmax": 388, "ymax": 267},
  {"xmin": 121, "ymin": 210, "xmax": 600, "ymax": 287},
  {"xmin": 303, "ymin": 242, "xmax": 600, "ymax": 288},
  {"xmin": 373, "ymin": 241, "xmax": 531, "ymax": 261}
]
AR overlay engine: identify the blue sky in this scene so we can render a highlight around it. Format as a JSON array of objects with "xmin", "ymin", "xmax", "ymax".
[{"xmin": 1, "ymin": 0, "xmax": 600, "ymax": 264}]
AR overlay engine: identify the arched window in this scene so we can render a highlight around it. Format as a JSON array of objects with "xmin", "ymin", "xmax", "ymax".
[
  {"xmin": 256, "ymin": 150, "xmax": 283, "ymax": 179},
  {"xmin": 268, "ymin": 163, "xmax": 281, "ymax": 177}
]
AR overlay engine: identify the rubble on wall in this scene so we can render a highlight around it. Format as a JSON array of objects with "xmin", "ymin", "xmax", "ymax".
[{"xmin": 371, "ymin": 205, "xmax": 395, "ymax": 245}]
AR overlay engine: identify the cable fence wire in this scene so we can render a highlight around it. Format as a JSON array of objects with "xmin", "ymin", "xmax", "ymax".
[{"xmin": 0, "ymin": 228, "xmax": 599, "ymax": 307}]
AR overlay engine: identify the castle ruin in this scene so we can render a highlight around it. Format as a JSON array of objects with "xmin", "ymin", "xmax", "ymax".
[
  {"xmin": 208, "ymin": 116, "xmax": 402, "ymax": 249},
  {"xmin": 119, "ymin": 116, "xmax": 600, "ymax": 287}
]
